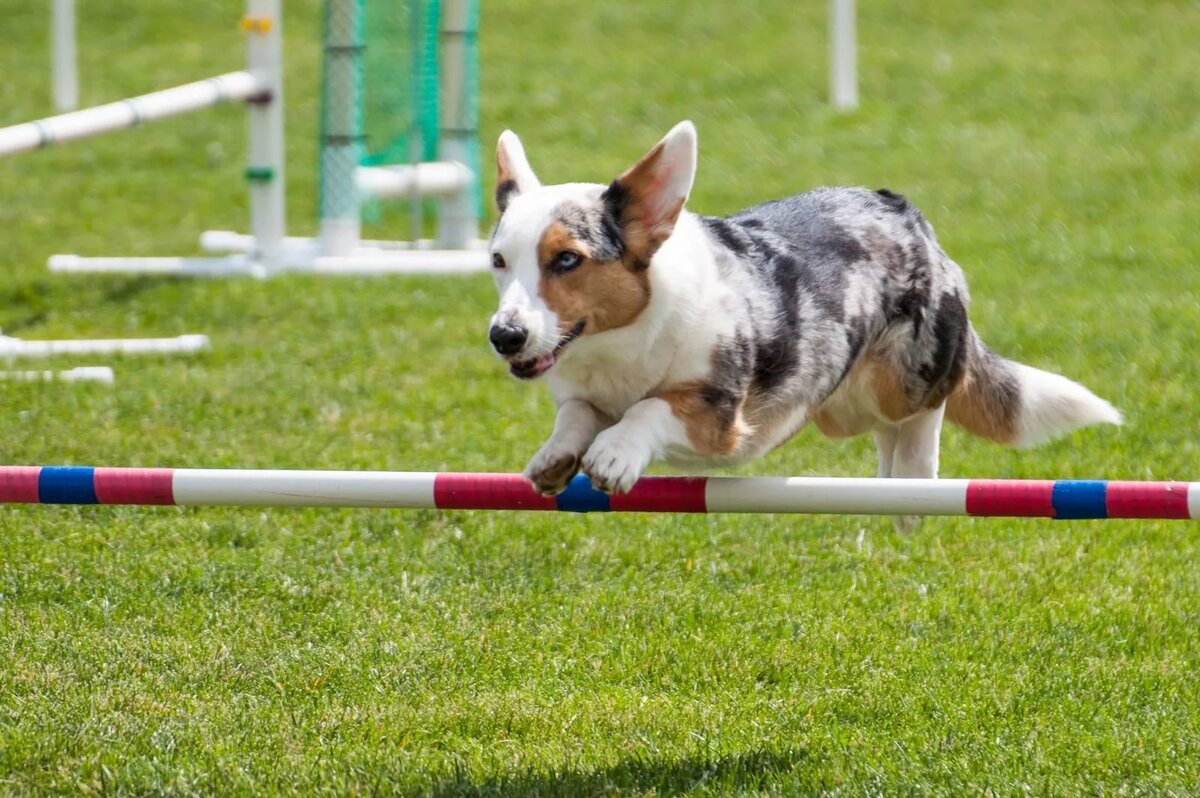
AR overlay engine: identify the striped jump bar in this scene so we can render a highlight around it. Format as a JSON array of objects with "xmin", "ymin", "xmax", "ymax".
[{"xmin": 0, "ymin": 466, "xmax": 1196, "ymax": 519}]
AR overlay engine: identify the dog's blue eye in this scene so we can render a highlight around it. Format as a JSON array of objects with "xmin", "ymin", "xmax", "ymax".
[
  {"xmin": 492, "ymin": 253, "xmax": 506, "ymax": 270},
  {"xmin": 554, "ymin": 251, "xmax": 582, "ymax": 270}
]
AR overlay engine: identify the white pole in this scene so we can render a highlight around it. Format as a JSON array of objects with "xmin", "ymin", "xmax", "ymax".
[
  {"xmin": 52, "ymin": 0, "xmax": 78, "ymax": 111},
  {"xmin": 436, "ymin": 0, "xmax": 478, "ymax": 249},
  {"xmin": 0, "ymin": 367, "xmax": 113, "ymax": 384},
  {"xmin": 0, "ymin": 333, "xmax": 209, "ymax": 357},
  {"xmin": 356, "ymin": 162, "xmax": 472, "ymax": 199},
  {"xmin": 830, "ymin": 0, "xmax": 858, "ymax": 111},
  {"xmin": 318, "ymin": 0, "xmax": 364, "ymax": 257},
  {"xmin": 0, "ymin": 71, "xmax": 267, "ymax": 158},
  {"xmin": 244, "ymin": 0, "xmax": 287, "ymax": 266},
  {"xmin": 5, "ymin": 469, "xmax": 1197, "ymax": 519},
  {"xmin": 308, "ymin": 250, "xmax": 490, "ymax": 274}
]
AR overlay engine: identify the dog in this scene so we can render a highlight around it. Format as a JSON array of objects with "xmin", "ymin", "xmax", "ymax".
[{"xmin": 486, "ymin": 121, "xmax": 1121, "ymax": 530}]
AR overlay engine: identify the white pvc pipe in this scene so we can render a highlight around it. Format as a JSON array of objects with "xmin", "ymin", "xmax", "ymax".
[
  {"xmin": 356, "ymin": 162, "xmax": 473, "ymax": 199},
  {"xmin": 318, "ymin": 0, "xmax": 364, "ymax": 257},
  {"xmin": 707, "ymin": 477, "xmax": 968, "ymax": 516},
  {"xmin": 0, "ymin": 366, "xmax": 113, "ymax": 383},
  {"xmin": 830, "ymin": 0, "xmax": 858, "ymax": 110},
  {"xmin": 436, "ymin": 0, "xmax": 478, "ymax": 248},
  {"xmin": 8, "ymin": 469, "xmax": 1197, "ymax": 519},
  {"xmin": 173, "ymin": 469, "xmax": 438, "ymax": 507},
  {"xmin": 52, "ymin": 0, "xmax": 78, "ymax": 112},
  {"xmin": 0, "ymin": 334, "xmax": 209, "ymax": 357},
  {"xmin": 245, "ymin": 0, "xmax": 287, "ymax": 263},
  {"xmin": 200, "ymin": 230, "xmax": 488, "ymax": 254},
  {"xmin": 309, "ymin": 250, "xmax": 491, "ymax": 275},
  {"xmin": 0, "ymin": 71, "xmax": 266, "ymax": 158}
]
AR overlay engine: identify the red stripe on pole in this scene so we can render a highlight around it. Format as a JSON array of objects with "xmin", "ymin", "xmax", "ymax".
[
  {"xmin": 0, "ymin": 466, "xmax": 41, "ymax": 503},
  {"xmin": 1105, "ymin": 481, "xmax": 1191, "ymax": 519},
  {"xmin": 93, "ymin": 468, "xmax": 176, "ymax": 505},
  {"xmin": 433, "ymin": 473, "xmax": 557, "ymax": 511},
  {"xmin": 610, "ymin": 476, "xmax": 708, "ymax": 513},
  {"xmin": 966, "ymin": 480, "xmax": 1056, "ymax": 517}
]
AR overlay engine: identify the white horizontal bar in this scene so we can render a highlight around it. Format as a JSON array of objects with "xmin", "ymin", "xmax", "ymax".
[
  {"xmin": 173, "ymin": 470, "xmax": 438, "ymax": 507},
  {"xmin": 0, "ymin": 70, "xmax": 266, "ymax": 157},
  {"xmin": 0, "ymin": 366, "xmax": 113, "ymax": 383},
  {"xmin": 0, "ymin": 334, "xmax": 209, "ymax": 357},
  {"xmin": 356, "ymin": 162, "xmax": 473, "ymax": 199},
  {"xmin": 199, "ymin": 230, "xmax": 489, "ymax": 255},
  {"xmin": 706, "ymin": 477, "xmax": 969, "ymax": 515},
  {"xmin": 308, "ymin": 251, "xmax": 490, "ymax": 274}
]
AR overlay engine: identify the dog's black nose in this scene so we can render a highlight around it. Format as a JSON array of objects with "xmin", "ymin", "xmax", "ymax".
[{"xmin": 489, "ymin": 323, "xmax": 528, "ymax": 355}]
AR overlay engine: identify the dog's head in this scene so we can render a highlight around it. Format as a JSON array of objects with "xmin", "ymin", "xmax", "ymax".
[{"xmin": 487, "ymin": 121, "xmax": 698, "ymax": 379}]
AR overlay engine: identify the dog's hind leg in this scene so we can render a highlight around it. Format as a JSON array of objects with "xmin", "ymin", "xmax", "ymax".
[
  {"xmin": 873, "ymin": 427, "xmax": 898, "ymax": 478},
  {"xmin": 887, "ymin": 402, "xmax": 946, "ymax": 533},
  {"xmin": 524, "ymin": 399, "xmax": 611, "ymax": 495}
]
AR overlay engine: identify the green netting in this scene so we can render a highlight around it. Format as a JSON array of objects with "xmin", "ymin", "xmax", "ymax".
[
  {"xmin": 361, "ymin": 0, "xmax": 441, "ymax": 166},
  {"xmin": 319, "ymin": 0, "xmax": 480, "ymax": 240}
]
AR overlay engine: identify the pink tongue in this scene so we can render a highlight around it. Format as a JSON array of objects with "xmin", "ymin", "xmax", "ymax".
[{"xmin": 533, "ymin": 353, "xmax": 556, "ymax": 374}]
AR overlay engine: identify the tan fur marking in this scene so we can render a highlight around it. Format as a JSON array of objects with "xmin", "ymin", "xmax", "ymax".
[
  {"xmin": 946, "ymin": 372, "xmax": 1018, "ymax": 444},
  {"xmin": 613, "ymin": 141, "xmax": 686, "ymax": 261},
  {"xmin": 867, "ymin": 359, "xmax": 916, "ymax": 421},
  {"xmin": 496, "ymin": 139, "xmax": 519, "ymax": 186},
  {"xmin": 659, "ymin": 383, "xmax": 747, "ymax": 456},
  {"xmin": 810, "ymin": 408, "xmax": 858, "ymax": 438},
  {"xmin": 536, "ymin": 221, "xmax": 651, "ymax": 334},
  {"xmin": 810, "ymin": 356, "xmax": 926, "ymax": 438}
]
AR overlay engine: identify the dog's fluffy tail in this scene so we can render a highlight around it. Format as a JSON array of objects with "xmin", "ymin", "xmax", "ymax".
[{"xmin": 945, "ymin": 328, "xmax": 1121, "ymax": 448}]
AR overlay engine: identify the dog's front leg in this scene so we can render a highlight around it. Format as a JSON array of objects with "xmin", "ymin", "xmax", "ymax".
[
  {"xmin": 582, "ymin": 398, "xmax": 692, "ymax": 494},
  {"xmin": 524, "ymin": 399, "xmax": 611, "ymax": 495}
]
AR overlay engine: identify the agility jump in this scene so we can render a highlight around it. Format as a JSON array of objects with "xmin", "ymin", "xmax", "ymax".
[{"xmin": 0, "ymin": 467, "xmax": 1195, "ymax": 520}]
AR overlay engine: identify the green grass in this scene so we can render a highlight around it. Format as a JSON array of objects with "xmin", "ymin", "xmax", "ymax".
[{"xmin": 1, "ymin": 0, "xmax": 1198, "ymax": 793}]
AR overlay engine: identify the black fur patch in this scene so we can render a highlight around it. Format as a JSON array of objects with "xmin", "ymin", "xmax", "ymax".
[
  {"xmin": 752, "ymin": 333, "xmax": 801, "ymax": 395},
  {"xmin": 600, "ymin": 179, "xmax": 631, "ymax": 220},
  {"xmin": 495, "ymin": 179, "xmax": 518, "ymax": 212},
  {"xmin": 752, "ymin": 255, "xmax": 804, "ymax": 394},
  {"xmin": 875, "ymin": 188, "xmax": 911, "ymax": 213},
  {"xmin": 703, "ymin": 333, "xmax": 753, "ymax": 420},
  {"xmin": 919, "ymin": 292, "xmax": 969, "ymax": 402},
  {"xmin": 700, "ymin": 216, "xmax": 750, "ymax": 256},
  {"xmin": 553, "ymin": 202, "xmax": 626, "ymax": 263}
]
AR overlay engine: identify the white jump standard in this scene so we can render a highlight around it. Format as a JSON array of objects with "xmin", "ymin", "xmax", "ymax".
[{"xmin": 2, "ymin": 467, "xmax": 1196, "ymax": 520}]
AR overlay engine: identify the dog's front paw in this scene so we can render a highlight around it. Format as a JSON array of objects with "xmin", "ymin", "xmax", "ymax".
[
  {"xmin": 523, "ymin": 446, "xmax": 582, "ymax": 495},
  {"xmin": 581, "ymin": 431, "xmax": 651, "ymax": 494},
  {"xmin": 892, "ymin": 515, "xmax": 922, "ymax": 534}
]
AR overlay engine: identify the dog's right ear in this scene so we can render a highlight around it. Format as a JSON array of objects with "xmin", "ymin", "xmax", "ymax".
[
  {"xmin": 496, "ymin": 130, "xmax": 541, "ymax": 213},
  {"xmin": 601, "ymin": 120, "xmax": 698, "ymax": 265}
]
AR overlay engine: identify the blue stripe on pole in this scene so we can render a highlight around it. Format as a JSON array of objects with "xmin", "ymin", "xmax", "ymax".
[
  {"xmin": 38, "ymin": 466, "xmax": 97, "ymax": 504},
  {"xmin": 1052, "ymin": 480, "xmax": 1108, "ymax": 519},
  {"xmin": 556, "ymin": 474, "xmax": 610, "ymax": 513}
]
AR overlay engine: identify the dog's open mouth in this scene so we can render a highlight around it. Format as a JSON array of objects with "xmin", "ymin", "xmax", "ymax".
[{"xmin": 509, "ymin": 320, "xmax": 586, "ymax": 380}]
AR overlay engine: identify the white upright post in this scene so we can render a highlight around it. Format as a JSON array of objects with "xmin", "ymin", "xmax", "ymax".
[
  {"xmin": 244, "ymin": 0, "xmax": 286, "ymax": 270},
  {"xmin": 436, "ymin": 0, "xmax": 477, "ymax": 249},
  {"xmin": 52, "ymin": 0, "xmax": 78, "ymax": 111},
  {"xmin": 830, "ymin": 0, "xmax": 858, "ymax": 111},
  {"xmin": 319, "ymin": 0, "xmax": 364, "ymax": 257}
]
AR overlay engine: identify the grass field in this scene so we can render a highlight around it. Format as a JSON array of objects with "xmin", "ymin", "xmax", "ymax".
[{"xmin": 1, "ymin": 0, "xmax": 1199, "ymax": 793}]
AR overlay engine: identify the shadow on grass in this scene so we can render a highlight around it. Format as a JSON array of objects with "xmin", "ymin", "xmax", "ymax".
[
  {"xmin": 426, "ymin": 748, "xmax": 811, "ymax": 797},
  {"xmin": 0, "ymin": 276, "xmax": 187, "ymax": 335}
]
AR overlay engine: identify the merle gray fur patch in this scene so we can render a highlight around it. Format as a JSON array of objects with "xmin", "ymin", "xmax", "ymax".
[
  {"xmin": 551, "ymin": 196, "xmax": 627, "ymax": 263},
  {"xmin": 692, "ymin": 186, "xmax": 985, "ymax": 423}
]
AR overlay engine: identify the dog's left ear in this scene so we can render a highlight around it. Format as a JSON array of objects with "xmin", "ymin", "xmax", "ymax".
[
  {"xmin": 496, "ymin": 130, "xmax": 541, "ymax": 212},
  {"xmin": 602, "ymin": 120, "xmax": 697, "ymax": 263}
]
